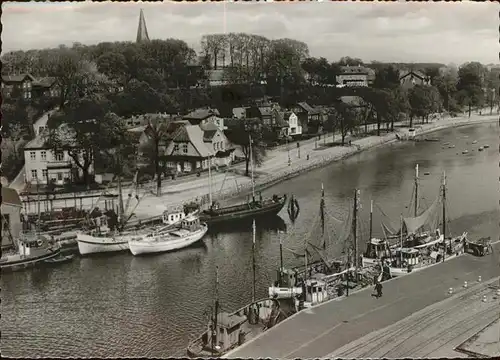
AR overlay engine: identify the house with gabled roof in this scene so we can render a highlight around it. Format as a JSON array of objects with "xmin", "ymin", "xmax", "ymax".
[
  {"xmin": 163, "ymin": 123, "xmax": 234, "ymax": 174},
  {"xmin": 336, "ymin": 65, "xmax": 370, "ymax": 87},
  {"xmin": 2, "ymin": 73, "xmax": 36, "ymax": 100},
  {"xmin": 290, "ymin": 101, "xmax": 322, "ymax": 134},
  {"xmin": 32, "ymin": 77, "xmax": 60, "ymax": 99},
  {"xmin": 399, "ymin": 70, "xmax": 431, "ymax": 89},
  {"xmin": 183, "ymin": 108, "xmax": 226, "ymax": 131}
]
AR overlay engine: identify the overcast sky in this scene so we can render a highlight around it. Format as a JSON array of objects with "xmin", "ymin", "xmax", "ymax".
[{"xmin": 2, "ymin": 1, "xmax": 498, "ymax": 65}]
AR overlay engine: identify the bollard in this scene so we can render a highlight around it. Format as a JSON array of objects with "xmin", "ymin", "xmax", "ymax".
[
  {"xmin": 478, "ymin": 276, "xmax": 482, "ymax": 282},
  {"xmin": 463, "ymin": 281, "xmax": 468, "ymax": 289},
  {"xmin": 482, "ymin": 295, "xmax": 487, "ymax": 302},
  {"xmin": 448, "ymin": 287, "xmax": 453, "ymax": 295}
]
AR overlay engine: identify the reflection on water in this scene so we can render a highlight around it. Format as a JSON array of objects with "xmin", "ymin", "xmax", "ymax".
[{"xmin": 2, "ymin": 122, "xmax": 498, "ymax": 358}]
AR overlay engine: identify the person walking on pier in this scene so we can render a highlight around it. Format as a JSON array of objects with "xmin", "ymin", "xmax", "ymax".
[{"xmin": 373, "ymin": 281, "xmax": 383, "ymax": 298}]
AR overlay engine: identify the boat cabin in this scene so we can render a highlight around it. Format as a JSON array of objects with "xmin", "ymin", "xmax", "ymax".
[
  {"xmin": 393, "ymin": 248, "xmax": 421, "ymax": 268},
  {"xmin": 180, "ymin": 216, "xmax": 201, "ymax": 231},
  {"xmin": 364, "ymin": 238, "xmax": 392, "ymax": 260},
  {"xmin": 304, "ymin": 279, "xmax": 328, "ymax": 306},
  {"xmin": 162, "ymin": 210, "xmax": 186, "ymax": 225},
  {"xmin": 208, "ymin": 312, "xmax": 247, "ymax": 352},
  {"xmin": 17, "ymin": 232, "xmax": 48, "ymax": 257}
]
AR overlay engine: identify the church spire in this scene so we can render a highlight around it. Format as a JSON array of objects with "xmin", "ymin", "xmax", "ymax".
[{"xmin": 136, "ymin": 9, "xmax": 150, "ymax": 43}]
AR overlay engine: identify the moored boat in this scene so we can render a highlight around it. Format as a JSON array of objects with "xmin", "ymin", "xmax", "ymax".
[
  {"xmin": 44, "ymin": 253, "xmax": 75, "ymax": 265},
  {"xmin": 0, "ymin": 232, "xmax": 61, "ymax": 272},
  {"xmin": 76, "ymin": 228, "xmax": 133, "ymax": 255},
  {"xmin": 200, "ymin": 194, "xmax": 287, "ymax": 225},
  {"xmin": 128, "ymin": 214, "xmax": 208, "ymax": 256}
]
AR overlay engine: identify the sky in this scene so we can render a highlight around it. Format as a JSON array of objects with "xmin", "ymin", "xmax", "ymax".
[{"xmin": 2, "ymin": 1, "xmax": 498, "ymax": 65}]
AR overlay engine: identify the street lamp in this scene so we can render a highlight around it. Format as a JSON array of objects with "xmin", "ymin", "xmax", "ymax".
[{"xmin": 286, "ymin": 136, "xmax": 291, "ymax": 166}]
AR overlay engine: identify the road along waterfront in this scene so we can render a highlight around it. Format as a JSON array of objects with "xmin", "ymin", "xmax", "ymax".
[{"xmin": 1, "ymin": 121, "xmax": 498, "ymax": 357}]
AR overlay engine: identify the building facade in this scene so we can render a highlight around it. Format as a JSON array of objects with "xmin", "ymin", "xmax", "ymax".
[
  {"xmin": 1, "ymin": 74, "xmax": 35, "ymax": 100},
  {"xmin": 399, "ymin": 70, "xmax": 431, "ymax": 90},
  {"xmin": 163, "ymin": 124, "xmax": 234, "ymax": 173},
  {"xmin": 284, "ymin": 112, "xmax": 302, "ymax": 137},
  {"xmin": 183, "ymin": 108, "xmax": 226, "ymax": 131},
  {"xmin": 23, "ymin": 135, "xmax": 95, "ymax": 186},
  {"xmin": 1, "ymin": 187, "xmax": 22, "ymax": 248},
  {"xmin": 336, "ymin": 65, "xmax": 369, "ymax": 87}
]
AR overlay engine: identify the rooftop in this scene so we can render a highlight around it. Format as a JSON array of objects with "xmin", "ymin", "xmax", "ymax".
[
  {"xmin": 2, "ymin": 73, "xmax": 36, "ymax": 83},
  {"xmin": 171, "ymin": 125, "xmax": 213, "ymax": 157},
  {"xmin": 183, "ymin": 108, "xmax": 220, "ymax": 121}
]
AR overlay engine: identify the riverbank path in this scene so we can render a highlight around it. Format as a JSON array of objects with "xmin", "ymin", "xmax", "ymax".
[
  {"xmin": 20, "ymin": 113, "xmax": 497, "ymax": 219},
  {"xmin": 224, "ymin": 242, "xmax": 500, "ymax": 359}
]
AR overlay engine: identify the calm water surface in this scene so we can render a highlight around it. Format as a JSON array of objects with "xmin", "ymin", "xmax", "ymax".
[{"xmin": 2, "ymin": 122, "xmax": 498, "ymax": 357}]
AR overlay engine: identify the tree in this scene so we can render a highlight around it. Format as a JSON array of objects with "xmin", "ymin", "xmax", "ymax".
[
  {"xmin": 457, "ymin": 62, "xmax": 486, "ymax": 117},
  {"xmin": 143, "ymin": 114, "xmax": 173, "ymax": 196},
  {"xmin": 408, "ymin": 85, "xmax": 440, "ymax": 125},
  {"xmin": 373, "ymin": 65, "xmax": 401, "ymax": 89},
  {"xmin": 225, "ymin": 119, "xmax": 266, "ymax": 177},
  {"xmin": 45, "ymin": 96, "xmax": 124, "ymax": 187},
  {"xmin": 332, "ymin": 101, "xmax": 357, "ymax": 145},
  {"xmin": 338, "ymin": 57, "xmax": 364, "ymax": 66}
]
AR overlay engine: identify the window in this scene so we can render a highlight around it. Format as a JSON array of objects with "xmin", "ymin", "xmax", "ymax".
[
  {"xmin": 41, "ymin": 151, "xmax": 47, "ymax": 160},
  {"xmin": 173, "ymin": 144, "xmax": 179, "ymax": 152},
  {"xmin": 55, "ymin": 151, "xmax": 64, "ymax": 161},
  {"xmin": 30, "ymin": 151, "xmax": 36, "ymax": 160},
  {"xmin": 31, "ymin": 169, "xmax": 37, "ymax": 179},
  {"xmin": 57, "ymin": 172, "xmax": 63, "ymax": 181},
  {"xmin": 182, "ymin": 144, "xmax": 188, "ymax": 153},
  {"xmin": 42, "ymin": 169, "xmax": 48, "ymax": 179}
]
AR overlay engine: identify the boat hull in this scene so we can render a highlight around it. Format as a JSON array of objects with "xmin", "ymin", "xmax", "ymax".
[
  {"xmin": 76, "ymin": 232, "xmax": 131, "ymax": 255},
  {"xmin": 200, "ymin": 196, "xmax": 286, "ymax": 226},
  {"xmin": 0, "ymin": 248, "xmax": 61, "ymax": 272},
  {"xmin": 128, "ymin": 225, "xmax": 208, "ymax": 256}
]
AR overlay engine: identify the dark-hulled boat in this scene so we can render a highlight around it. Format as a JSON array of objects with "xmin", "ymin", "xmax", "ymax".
[
  {"xmin": 199, "ymin": 193, "xmax": 287, "ymax": 225},
  {"xmin": 0, "ymin": 232, "xmax": 61, "ymax": 272}
]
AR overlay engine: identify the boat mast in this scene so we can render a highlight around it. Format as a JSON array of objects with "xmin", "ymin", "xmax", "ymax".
[
  {"xmin": 400, "ymin": 213, "xmax": 404, "ymax": 266},
  {"xmin": 321, "ymin": 183, "xmax": 325, "ymax": 249},
  {"xmin": 117, "ymin": 173, "xmax": 124, "ymax": 228},
  {"xmin": 414, "ymin": 164, "xmax": 419, "ymax": 217},
  {"xmin": 442, "ymin": 171, "xmax": 446, "ymax": 262},
  {"xmin": 279, "ymin": 229, "xmax": 283, "ymax": 286},
  {"xmin": 369, "ymin": 199, "xmax": 373, "ymax": 242},
  {"xmin": 208, "ymin": 155, "xmax": 212, "ymax": 206},
  {"xmin": 249, "ymin": 135, "xmax": 255, "ymax": 201},
  {"xmin": 211, "ymin": 266, "xmax": 219, "ymax": 355},
  {"xmin": 252, "ymin": 219, "xmax": 257, "ymax": 302},
  {"xmin": 353, "ymin": 189, "xmax": 359, "ymax": 280}
]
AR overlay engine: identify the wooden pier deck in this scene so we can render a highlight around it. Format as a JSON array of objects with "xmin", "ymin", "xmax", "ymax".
[{"xmin": 224, "ymin": 242, "xmax": 500, "ymax": 359}]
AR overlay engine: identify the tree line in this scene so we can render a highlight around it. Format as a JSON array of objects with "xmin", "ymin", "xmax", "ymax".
[{"xmin": 2, "ymin": 34, "xmax": 499, "ymax": 187}]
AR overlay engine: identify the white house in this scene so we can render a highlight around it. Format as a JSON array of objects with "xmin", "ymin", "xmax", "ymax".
[
  {"xmin": 284, "ymin": 111, "xmax": 302, "ymax": 137},
  {"xmin": 336, "ymin": 65, "xmax": 369, "ymax": 87},
  {"xmin": 23, "ymin": 133, "xmax": 95, "ymax": 186}
]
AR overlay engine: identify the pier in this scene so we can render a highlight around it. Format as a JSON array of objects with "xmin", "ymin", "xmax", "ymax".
[{"xmin": 224, "ymin": 242, "xmax": 500, "ymax": 359}]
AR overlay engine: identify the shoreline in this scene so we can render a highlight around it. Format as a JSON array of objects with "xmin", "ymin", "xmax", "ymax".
[{"xmin": 212, "ymin": 116, "xmax": 497, "ymax": 205}]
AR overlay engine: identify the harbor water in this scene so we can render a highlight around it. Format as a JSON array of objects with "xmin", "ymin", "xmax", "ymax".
[{"xmin": 2, "ymin": 122, "xmax": 498, "ymax": 358}]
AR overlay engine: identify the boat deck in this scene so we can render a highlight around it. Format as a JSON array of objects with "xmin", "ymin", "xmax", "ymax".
[
  {"xmin": 194, "ymin": 322, "xmax": 266, "ymax": 357},
  {"xmin": 223, "ymin": 242, "xmax": 500, "ymax": 359}
]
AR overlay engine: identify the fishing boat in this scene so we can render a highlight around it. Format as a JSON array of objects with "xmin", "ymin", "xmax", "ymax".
[
  {"xmin": 76, "ymin": 174, "xmax": 149, "ymax": 255},
  {"xmin": 0, "ymin": 231, "xmax": 61, "ymax": 272},
  {"xmin": 286, "ymin": 185, "xmax": 373, "ymax": 297},
  {"xmin": 362, "ymin": 171, "xmax": 468, "ymax": 276},
  {"xmin": 197, "ymin": 135, "xmax": 287, "ymax": 226},
  {"xmin": 128, "ymin": 214, "xmax": 208, "ymax": 256},
  {"xmin": 187, "ymin": 221, "xmax": 298, "ymax": 358}
]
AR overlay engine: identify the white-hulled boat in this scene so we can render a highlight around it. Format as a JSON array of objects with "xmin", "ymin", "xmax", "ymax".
[
  {"xmin": 76, "ymin": 229, "xmax": 133, "ymax": 255},
  {"xmin": 128, "ymin": 214, "xmax": 208, "ymax": 256}
]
